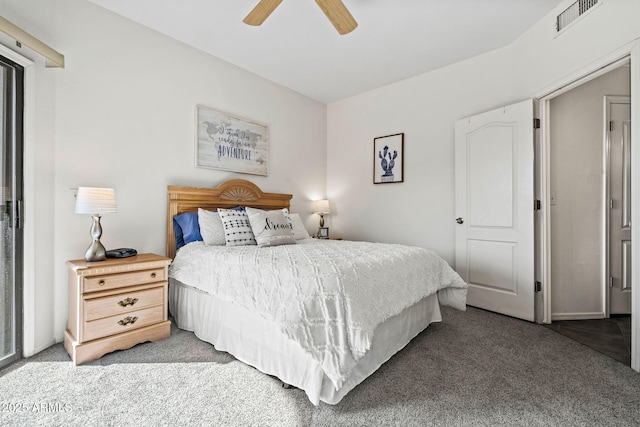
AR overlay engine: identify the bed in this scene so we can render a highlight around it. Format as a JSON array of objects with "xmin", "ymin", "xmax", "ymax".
[{"xmin": 166, "ymin": 179, "xmax": 467, "ymax": 405}]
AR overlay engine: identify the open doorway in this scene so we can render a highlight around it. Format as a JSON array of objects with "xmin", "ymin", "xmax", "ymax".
[{"xmin": 540, "ymin": 61, "xmax": 632, "ymax": 365}]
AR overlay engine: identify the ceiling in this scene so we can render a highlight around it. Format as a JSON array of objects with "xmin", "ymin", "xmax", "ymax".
[{"xmin": 88, "ymin": 0, "xmax": 564, "ymax": 104}]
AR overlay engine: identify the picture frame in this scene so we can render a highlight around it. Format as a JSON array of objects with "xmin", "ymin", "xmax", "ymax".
[
  {"xmin": 195, "ymin": 105, "xmax": 269, "ymax": 176},
  {"xmin": 373, "ymin": 133, "xmax": 404, "ymax": 184},
  {"xmin": 318, "ymin": 227, "xmax": 329, "ymax": 239}
]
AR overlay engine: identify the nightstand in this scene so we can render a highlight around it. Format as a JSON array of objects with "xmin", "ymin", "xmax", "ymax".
[{"xmin": 64, "ymin": 253, "xmax": 172, "ymax": 365}]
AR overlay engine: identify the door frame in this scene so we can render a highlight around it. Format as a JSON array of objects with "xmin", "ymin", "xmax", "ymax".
[
  {"xmin": 0, "ymin": 42, "xmax": 35, "ymax": 358},
  {"xmin": 0, "ymin": 55, "xmax": 25, "ymax": 369},
  {"xmin": 535, "ymin": 39, "xmax": 640, "ymax": 372}
]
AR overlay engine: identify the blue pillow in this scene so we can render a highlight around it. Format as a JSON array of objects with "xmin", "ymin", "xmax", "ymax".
[
  {"xmin": 173, "ymin": 212, "xmax": 202, "ymax": 248},
  {"xmin": 173, "ymin": 218, "xmax": 186, "ymax": 249}
]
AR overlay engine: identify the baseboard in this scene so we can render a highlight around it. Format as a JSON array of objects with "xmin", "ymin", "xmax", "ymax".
[
  {"xmin": 551, "ymin": 312, "xmax": 605, "ymax": 321},
  {"xmin": 23, "ymin": 339, "xmax": 57, "ymax": 358}
]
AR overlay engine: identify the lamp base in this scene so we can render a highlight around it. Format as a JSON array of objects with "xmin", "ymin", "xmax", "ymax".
[
  {"xmin": 84, "ymin": 240, "xmax": 106, "ymax": 262},
  {"xmin": 85, "ymin": 214, "xmax": 107, "ymax": 262}
]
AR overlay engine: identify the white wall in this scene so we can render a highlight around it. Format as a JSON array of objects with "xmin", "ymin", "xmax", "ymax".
[
  {"xmin": 327, "ymin": 47, "xmax": 514, "ymax": 260},
  {"xmin": 327, "ymin": 0, "xmax": 640, "ymax": 266},
  {"xmin": 0, "ymin": 0, "xmax": 327, "ymax": 354}
]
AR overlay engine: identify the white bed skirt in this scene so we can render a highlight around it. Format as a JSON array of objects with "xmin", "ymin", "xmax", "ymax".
[{"xmin": 169, "ymin": 278, "xmax": 442, "ymax": 405}]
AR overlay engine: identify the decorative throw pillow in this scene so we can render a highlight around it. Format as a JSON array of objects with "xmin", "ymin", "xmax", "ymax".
[
  {"xmin": 246, "ymin": 207, "xmax": 296, "ymax": 247},
  {"xmin": 173, "ymin": 211, "xmax": 202, "ymax": 248},
  {"xmin": 218, "ymin": 208, "xmax": 257, "ymax": 246},
  {"xmin": 198, "ymin": 208, "xmax": 226, "ymax": 246},
  {"xmin": 284, "ymin": 213, "xmax": 311, "ymax": 240}
]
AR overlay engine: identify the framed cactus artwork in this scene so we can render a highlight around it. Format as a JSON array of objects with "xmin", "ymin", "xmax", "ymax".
[{"xmin": 373, "ymin": 133, "xmax": 404, "ymax": 184}]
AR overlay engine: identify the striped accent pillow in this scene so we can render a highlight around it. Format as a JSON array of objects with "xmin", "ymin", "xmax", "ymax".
[{"xmin": 218, "ymin": 208, "xmax": 257, "ymax": 246}]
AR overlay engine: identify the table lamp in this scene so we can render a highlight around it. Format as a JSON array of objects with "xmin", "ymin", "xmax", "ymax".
[
  {"xmin": 75, "ymin": 187, "xmax": 117, "ymax": 262},
  {"xmin": 312, "ymin": 199, "xmax": 331, "ymax": 228}
]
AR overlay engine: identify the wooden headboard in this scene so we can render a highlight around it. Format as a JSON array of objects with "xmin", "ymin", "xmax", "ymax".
[{"xmin": 166, "ymin": 179, "xmax": 292, "ymax": 259}]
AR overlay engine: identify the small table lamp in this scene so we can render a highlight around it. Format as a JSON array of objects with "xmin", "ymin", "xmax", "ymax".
[
  {"xmin": 75, "ymin": 187, "xmax": 117, "ymax": 262},
  {"xmin": 312, "ymin": 199, "xmax": 331, "ymax": 228}
]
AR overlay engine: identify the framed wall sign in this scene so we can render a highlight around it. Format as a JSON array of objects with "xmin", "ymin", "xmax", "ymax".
[
  {"xmin": 195, "ymin": 106, "xmax": 269, "ymax": 176},
  {"xmin": 373, "ymin": 133, "xmax": 404, "ymax": 184}
]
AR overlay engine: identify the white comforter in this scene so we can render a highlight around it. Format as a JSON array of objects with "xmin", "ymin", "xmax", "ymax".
[{"xmin": 169, "ymin": 239, "xmax": 467, "ymax": 390}]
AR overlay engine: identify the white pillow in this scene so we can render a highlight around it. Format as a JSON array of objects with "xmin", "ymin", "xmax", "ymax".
[
  {"xmin": 246, "ymin": 207, "xmax": 296, "ymax": 247},
  {"xmin": 218, "ymin": 208, "xmax": 257, "ymax": 246},
  {"xmin": 284, "ymin": 213, "xmax": 311, "ymax": 240},
  {"xmin": 198, "ymin": 208, "xmax": 226, "ymax": 246}
]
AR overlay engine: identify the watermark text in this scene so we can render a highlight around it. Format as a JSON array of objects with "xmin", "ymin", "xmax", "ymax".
[{"xmin": 1, "ymin": 402, "xmax": 71, "ymax": 413}]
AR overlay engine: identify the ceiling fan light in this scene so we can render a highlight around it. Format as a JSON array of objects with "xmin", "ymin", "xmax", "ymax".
[
  {"xmin": 315, "ymin": 0, "xmax": 358, "ymax": 35},
  {"xmin": 243, "ymin": 0, "xmax": 283, "ymax": 26}
]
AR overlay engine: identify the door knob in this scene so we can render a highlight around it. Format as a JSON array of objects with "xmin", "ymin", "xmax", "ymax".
[{"xmin": 456, "ymin": 217, "xmax": 464, "ymax": 224}]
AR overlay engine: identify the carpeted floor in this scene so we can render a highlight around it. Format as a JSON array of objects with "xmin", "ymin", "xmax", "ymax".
[{"xmin": 1, "ymin": 306, "xmax": 639, "ymax": 426}]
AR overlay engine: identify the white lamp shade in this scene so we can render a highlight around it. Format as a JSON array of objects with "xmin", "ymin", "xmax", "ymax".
[
  {"xmin": 75, "ymin": 187, "xmax": 117, "ymax": 214},
  {"xmin": 312, "ymin": 199, "xmax": 330, "ymax": 215}
]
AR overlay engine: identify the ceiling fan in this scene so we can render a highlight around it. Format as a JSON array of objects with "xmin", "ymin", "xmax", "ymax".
[{"xmin": 243, "ymin": 0, "xmax": 358, "ymax": 35}]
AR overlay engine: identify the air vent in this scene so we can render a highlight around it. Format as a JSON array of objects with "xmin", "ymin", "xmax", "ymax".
[{"xmin": 556, "ymin": 0, "xmax": 601, "ymax": 32}]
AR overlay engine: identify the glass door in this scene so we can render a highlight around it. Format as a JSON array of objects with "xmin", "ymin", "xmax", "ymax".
[{"xmin": 0, "ymin": 56, "xmax": 23, "ymax": 369}]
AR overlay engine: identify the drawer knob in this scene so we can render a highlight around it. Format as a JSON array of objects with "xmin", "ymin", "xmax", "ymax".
[
  {"xmin": 98, "ymin": 280, "xmax": 106, "ymax": 286},
  {"xmin": 117, "ymin": 297, "xmax": 139, "ymax": 307},
  {"xmin": 151, "ymin": 272, "xmax": 157, "ymax": 279},
  {"xmin": 117, "ymin": 316, "xmax": 138, "ymax": 327}
]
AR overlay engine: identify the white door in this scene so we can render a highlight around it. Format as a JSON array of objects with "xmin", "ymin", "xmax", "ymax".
[{"xmin": 455, "ymin": 99, "xmax": 535, "ymax": 321}]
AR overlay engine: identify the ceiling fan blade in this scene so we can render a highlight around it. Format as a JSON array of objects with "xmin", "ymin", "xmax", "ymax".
[
  {"xmin": 243, "ymin": 0, "xmax": 283, "ymax": 26},
  {"xmin": 315, "ymin": 0, "xmax": 358, "ymax": 35}
]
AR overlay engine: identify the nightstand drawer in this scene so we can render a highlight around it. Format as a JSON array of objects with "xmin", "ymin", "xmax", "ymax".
[
  {"xmin": 83, "ymin": 305, "xmax": 164, "ymax": 342},
  {"xmin": 83, "ymin": 285, "xmax": 165, "ymax": 322},
  {"xmin": 83, "ymin": 268, "xmax": 166, "ymax": 293}
]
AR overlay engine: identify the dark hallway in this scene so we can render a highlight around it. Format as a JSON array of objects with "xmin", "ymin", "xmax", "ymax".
[{"xmin": 545, "ymin": 316, "xmax": 631, "ymax": 366}]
